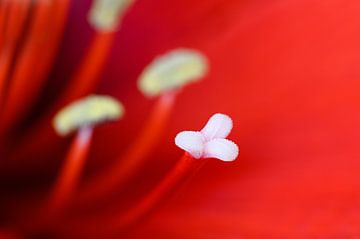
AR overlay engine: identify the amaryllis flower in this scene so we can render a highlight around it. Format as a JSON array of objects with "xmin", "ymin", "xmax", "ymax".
[{"xmin": 1, "ymin": 0, "xmax": 360, "ymax": 238}]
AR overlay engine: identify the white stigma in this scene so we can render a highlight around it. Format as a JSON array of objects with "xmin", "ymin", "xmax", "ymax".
[
  {"xmin": 175, "ymin": 113, "xmax": 239, "ymax": 162},
  {"xmin": 88, "ymin": 0, "xmax": 134, "ymax": 32},
  {"xmin": 201, "ymin": 113, "xmax": 233, "ymax": 141},
  {"xmin": 174, "ymin": 131, "xmax": 204, "ymax": 159},
  {"xmin": 53, "ymin": 95, "xmax": 124, "ymax": 136},
  {"xmin": 138, "ymin": 48, "xmax": 208, "ymax": 97}
]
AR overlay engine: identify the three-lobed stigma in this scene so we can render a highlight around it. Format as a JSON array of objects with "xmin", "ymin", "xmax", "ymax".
[{"xmin": 175, "ymin": 113, "xmax": 239, "ymax": 162}]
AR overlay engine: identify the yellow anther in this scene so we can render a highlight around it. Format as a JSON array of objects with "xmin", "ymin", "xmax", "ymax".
[
  {"xmin": 88, "ymin": 0, "xmax": 134, "ymax": 32},
  {"xmin": 53, "ymin": 95, "xmax": 124, "ymax": 136},
  {"xmin": 138, "ymin": 48, "xmax": 208, "ymax": 97}
]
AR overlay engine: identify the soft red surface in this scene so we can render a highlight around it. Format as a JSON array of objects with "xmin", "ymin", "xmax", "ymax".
[{"xmin": 3, "ymin": 0, "xmax": 360, "ymax": 238}]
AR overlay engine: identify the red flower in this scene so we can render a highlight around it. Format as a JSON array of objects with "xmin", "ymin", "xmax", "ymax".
[{"xmin": 1, "ymin": 0, "xmax": 360, "ymax": 238}]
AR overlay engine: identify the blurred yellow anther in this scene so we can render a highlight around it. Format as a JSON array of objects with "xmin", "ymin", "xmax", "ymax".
[
  {"xmin": 53, "ymin": 95, "xmax": 124, "ymax": 136},
  {"xmin": 88, "ymin": 0, "xmax": 134, "ymax": 32},
  {"xmin": 138, "ymin": 48, "xmax": 208, "ymax": 97}
]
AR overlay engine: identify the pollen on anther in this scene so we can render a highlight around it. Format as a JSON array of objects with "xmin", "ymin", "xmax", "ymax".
[
  {"xmin": 53, "ymin": 95, "xmax": 124, "ymax": 136},
  {"xmin": 138, "ymin": 48, "xmax": 208, "ymax": 97},
  {"xmin": 88, "ymin": 0, "xmax": 134, "ymax": 32}
]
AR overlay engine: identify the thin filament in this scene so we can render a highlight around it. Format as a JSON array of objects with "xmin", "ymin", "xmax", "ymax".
[
  {"xmin": 113, "ymin": 153, "xmax": 202, "ymax": 229},
  {"xmin": 58, "ymin": 32, "xmax": 115, "ymax": 106},
  {"xmin": 45, "ymin": 127, "xmax": 93, "ymax": 218},
  {"xmin": 78, "ymin": 92, "xmax": 176, "ymax": 202},
  {"xmin": 8, "ymin": 32, "xmax": 115, "ymax": 165},
  {"xmin": 65, "ymin": 153, "xmax": 204, "ymax": 238}
]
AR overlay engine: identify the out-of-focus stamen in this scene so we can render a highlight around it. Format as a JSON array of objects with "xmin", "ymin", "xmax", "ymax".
[
  {"xmin": 53, "ymin": 95, "xmax": 124, "ymax": 136},
  {"xmin": 138, "ymin": 48, "xmax": 208, "ymax": 98},
  {"xmin": 9, "ymin": 33, "xmax": 115, "ymax": 162},
  {"xmin": 6, "ymin": 32, "xmax": 115, "ymax": 167},
  {"xmin": 9, "ymin": 4, "xmax": 123, "ymax": 160},
  {"xmin": 88, "ymin": 0, "xmax": 135, "ymax": 32},
  {"xmin": 6, "ymin": 0, "xmax": 131, "ymax": 166},
  {"xmin": 58, "ymin": 32, "xmax": 115, "ymax": 106},
  {"xmin": 46, "ymin": 0, "xmax": 135, "ymax": 109},
  {"xmin": 76, "ymin": 48, "xmax": 208, "ymax": 202},
  {"xmin": 45, "ymin": 95, "xmax": 124, "ymax": 217},
  {"xmin": 46, "ymin": 126, "xmax": 93, "ymax": 217},
  {"xmin": 78, "ymin": 91, "xmax": 176, "ymax": 201},
  {"xmin": 61, "ymin": 113, "xmax": 238, "ymax": 238}
]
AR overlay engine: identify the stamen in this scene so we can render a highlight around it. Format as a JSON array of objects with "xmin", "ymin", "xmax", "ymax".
[
  {"xmin": 62, "ymin": 113, "xmax": 238, "ymax": 238},
  {"xmin": 138, "ymin": 48, "xmax": 208, "ymax": 97},
  {"xmin": 45, "ymin": 95, "xmax": 123, "ymax": 217},
  {"xmin": 31, "ymin": 0, "xmax": 131, "ymax": 128},
  {"xmin": 78, "ymin": 92, "xmax": 176, "ymax": 201},
  {"xmin": 8, "ymin": 30, "xmax": 117, "ymax": 164},
  {"xmin": 88, "ymin": 0, "xmax": 135, "ymax": 32},
  {"xmin": 15, "ymin": 6, "xmax": 121, "ymax": 151},
  {"xmin": 53, "ymin": 95, "xmax": 124, "ymax": 136},
  {"xmin": 76, "ymin": 48, "xmax": 209, "ymax": 202},
  {"xmin": 54, "ymin": 0, "xmax": 135, "ymax": 108},
  {"xmin": 58, "ymin": 32, "xmax": 115, "ymax": 106}
]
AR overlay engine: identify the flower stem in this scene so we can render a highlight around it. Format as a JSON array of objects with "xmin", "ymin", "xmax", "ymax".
[{"xmin": 78, "ymin": 92, "xmax": 176, "ymax": 202}]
